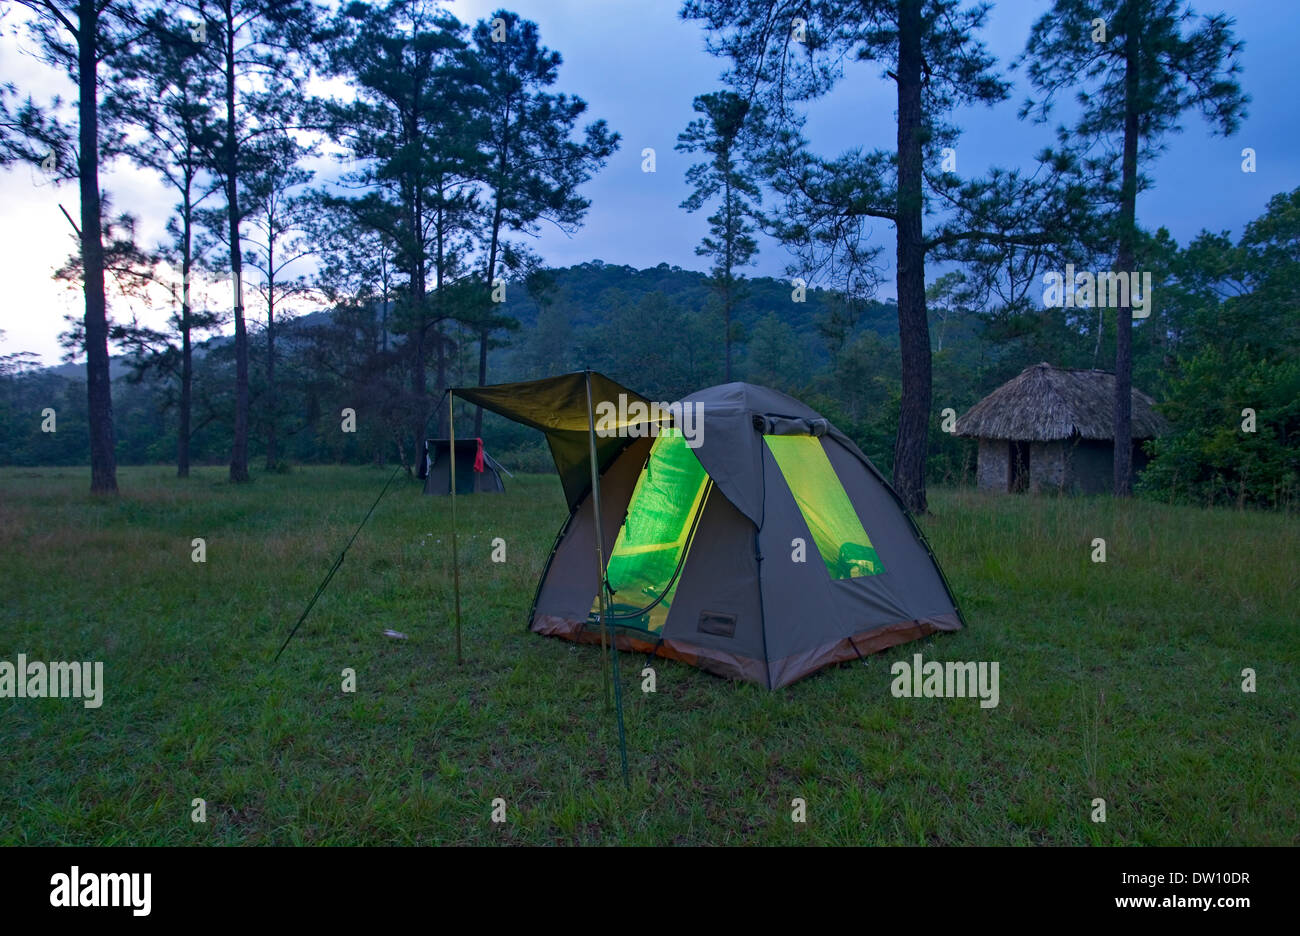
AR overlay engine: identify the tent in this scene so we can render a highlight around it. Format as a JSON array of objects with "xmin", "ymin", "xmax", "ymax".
[
  {"xmin": 448, "ymin": 371, "xmax": 964, "ymax": 691},
  {"xmin": 419, "ymin": 438, "xmax": 506, "ymax": 496}
]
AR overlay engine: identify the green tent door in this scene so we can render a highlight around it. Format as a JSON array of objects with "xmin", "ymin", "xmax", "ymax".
[{"xmin": 593, "ymin": 428, "xmax": 710, "ymax": 634}]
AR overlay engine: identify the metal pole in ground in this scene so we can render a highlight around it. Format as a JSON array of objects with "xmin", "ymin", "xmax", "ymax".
[
  {"xmin": 585, "ymin": 369, "xmax": 629, "ymax": 788},
  {"xmin": 585, "ymin": 375, "xmax": 612, "ymax": 712}
]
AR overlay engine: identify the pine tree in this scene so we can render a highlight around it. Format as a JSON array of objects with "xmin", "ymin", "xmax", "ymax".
[
  {"xmin": 682, "ymin": 0, "xmax": 1067, "ymax": 512},
  {"xmin": 468, "ymin": 9, "xmax": 619, "ymax": 433},
  {"xmin": 105, "ymin": 11, "xmax": 223, "ymax": 477},
  {"xmin": 5, "ymin": 1, "xmax": 147, "ymax": 493},
  {"xmin": 321, "ymin": 0, "xmax": 484, "ymax": 467},
  {"xmin": 242, "ymin": 129, "xmax": 315, "ymax": 470},
  {"xmin": 179, "ymin": 0, "xmax": 317, "ymax": 483},
  {"xmin": 1020, "ymin": 0, "xmax": 1248, "ymax": 496},
  {"xmin": 676, "ymin": 90, "xmax": 761, "ymax": 382}
]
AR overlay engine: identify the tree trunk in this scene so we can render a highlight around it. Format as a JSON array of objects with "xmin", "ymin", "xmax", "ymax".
[
  {"xmin": 224, "ymin": 14, "xmax": 250, "ymax": 483},
  {"xmin": 1113, "ymin": 10, "xmax": 1141, "ymax": 498},
  {"xmin": 179, "ymin": 211, "xmax": 192, "ymax": 478},
  {"xmin": 891, "ymin": 0, "xmax": 931, "ymax": 514},
  {"xmin": 264, "ymin": 213, "xmax": 277, "ymax": 471},
  {"xmin": 180, "ymin": 317, "xmax": 192, "ymax": 477},
  {"xmin": 265, "ymin": 296, "xmax": 276, "ymax": 470},
  {"xmin": 79, "ymin": 3, "xmax": 117, "ymax": 494},
  {"xmin": 434, "ymin": 325, "xmax": 449, "ymax": 438},
  {"xmin": 474, "ymin": 324, "xmax": 488, "ymax": 436},
  {"xmin": 723, "ymin": 162, "xmax": 734, "ymax": 383},
  {"xmin": 411, "ymin": 311, "xmax": 426, "ymax": 470},
  {"xmin": 476, "ymin": 197, "xmax": 503, "ymax": 437},
  {"xmin": 724, "ymin": 293, "xmax": 732, "ymax": 383},
  {"xmin": 410, "ymin": 187, "xmax": 428, "ymax": 472},
  {"xmin": 433, "ymin": 201, "xmax": 448, "ymax": 439},
  {"xmin": 476, "ymin": 138, "xmax": 508, "ymax": 437}
]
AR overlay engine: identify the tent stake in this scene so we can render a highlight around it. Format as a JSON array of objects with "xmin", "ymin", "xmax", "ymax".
[
  {"xmin": 586, "ymin": 370, "xmax": 629, "ymax": 789},
  {"xmin": 449, "ymin": 392, "xmax": 463, "ymax": 665}
]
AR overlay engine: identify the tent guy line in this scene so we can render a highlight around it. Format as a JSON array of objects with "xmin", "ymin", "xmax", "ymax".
[{"xmin": 272, "ymin": 462, "xmax": 404, "ymax": 665}]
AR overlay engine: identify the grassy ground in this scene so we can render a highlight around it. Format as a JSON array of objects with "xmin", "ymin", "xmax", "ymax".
[{"xmin": 1, "ymin": 465, "xmax": 1295, "ymax": 845}]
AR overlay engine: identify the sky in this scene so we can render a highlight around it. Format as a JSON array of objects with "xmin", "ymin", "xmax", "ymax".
[{"xmin": 1, "ymin": 0, "xmax": 1297, "ymax": 365}]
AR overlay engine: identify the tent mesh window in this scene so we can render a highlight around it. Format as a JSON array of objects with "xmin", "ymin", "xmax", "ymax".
[
  {"xmin": 594, "ymin": 428, "xmax": 709, "ymax": 634},
  {"xmin": 763, "ymin": 435, "xmax": 885, "ymax": 580},
  {"xmin": 698, "ymin": 611, "xmax": 737, "ymax": 638}
]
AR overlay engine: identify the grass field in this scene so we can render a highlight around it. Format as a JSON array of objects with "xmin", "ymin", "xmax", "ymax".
[{"xmin": 1, "ymin": 465, "xmax": 1296, "ymax": 845}]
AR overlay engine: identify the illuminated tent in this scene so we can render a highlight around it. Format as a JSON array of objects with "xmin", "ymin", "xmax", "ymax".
[{"xmin": 448, "ymin": 371, "xmax": 964, "ymax": 690}]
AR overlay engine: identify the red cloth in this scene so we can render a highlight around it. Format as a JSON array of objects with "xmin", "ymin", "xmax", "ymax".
[{"xmin": 474, "ymin": 437, "xmax": 485, "ymax": 473}]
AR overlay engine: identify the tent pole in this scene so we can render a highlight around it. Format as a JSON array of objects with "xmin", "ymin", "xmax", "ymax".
[
  {"xmin": 587, "ymin": 382, "xmax": 611, "ymax": 713},
  {"xmin": 449, "ymin": 392, "xmax": 463, "ymax": 665},
  {"xmin": 585, "ymin": 370, "xmax": 629, "ymax": 788}
]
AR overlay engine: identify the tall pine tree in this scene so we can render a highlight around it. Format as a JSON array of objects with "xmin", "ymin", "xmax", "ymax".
[
  {"xmin": 468, "ymin": 9, "xmax": 618, "ymax": 434},
  {"xmin": 6, "ymin": 0, "xmax": 146, "ymax": 493},
  {"xmin": 676, "ymin": 90, "xmax": 761, "ymax": 382},
  {"xmin": 180, "ymin": 0, "xmax": 317, "ymax": 482},
  {"xmin": 1020, "ymin": 0, "xmax": 1248, "ymax": 496},
  {"xmin": 321, "ymin": 0, "xmax": 484, "ymax": 468},
  {"xmin": 682, "ymin": 0, "xmax": 1068, "ymax": 512},
  {"xmin": 106, "ymin": 10, "xmax": 223, "ymax": 477}
]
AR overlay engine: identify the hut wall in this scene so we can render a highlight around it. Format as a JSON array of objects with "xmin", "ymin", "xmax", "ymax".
[
  {"xmin": 977, "ymin": 438, "xmax": 1009, "ymax": 491},
  {"xmin": 1067, "ymin": 439, "xmax": 1114, "ymax": 494},
  {"xmin": 1029, "ymin": 441, "xmax": 1067, "ymax": 492}
]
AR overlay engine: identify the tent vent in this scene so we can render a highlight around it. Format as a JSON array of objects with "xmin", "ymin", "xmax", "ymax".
[
  {"xmin": 755, "ymin": 414, "xmax": 829, "ymax": 437},
  {"xmin": 698, "ymin": 611, "xmax": 737, "ymax": 638}
]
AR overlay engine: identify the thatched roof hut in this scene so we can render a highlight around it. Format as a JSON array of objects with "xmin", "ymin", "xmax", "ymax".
[
  {"xmin": 956, "ymin": 363, "xmax": 1167, "ymax": 441},
  {"xmin": 956, "ymin": 363, "xmax": 1168, "ymax": 494}
]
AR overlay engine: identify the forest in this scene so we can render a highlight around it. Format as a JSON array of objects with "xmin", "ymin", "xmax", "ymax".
[{"xmin": 0, "ymin": 0, "xmax": 1296, "ymax": 510}]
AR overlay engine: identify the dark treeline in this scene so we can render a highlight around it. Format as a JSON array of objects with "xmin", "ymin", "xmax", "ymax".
[
  {"xmin": 1, "ymin": 1, "xmax": 1295, "ymax": 510},
  {"xmin": 6, "ymin": 199, "xmax": 1299, "ymax": 508}
]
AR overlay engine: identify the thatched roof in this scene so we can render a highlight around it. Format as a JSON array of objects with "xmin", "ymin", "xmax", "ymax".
[{"xmin": 955, "ymin": 363, "xmax": 1168, "ymax": 442}]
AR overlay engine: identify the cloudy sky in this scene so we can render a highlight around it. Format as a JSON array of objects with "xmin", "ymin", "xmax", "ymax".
[{"xmin": 2, "ymin": 0, "xmax": 1296, "ymax": 365}]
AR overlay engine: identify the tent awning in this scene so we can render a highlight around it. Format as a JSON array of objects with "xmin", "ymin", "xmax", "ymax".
[{"xmin": 451, "ymin": 371, "xmax": 662, "ymax": 511}]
